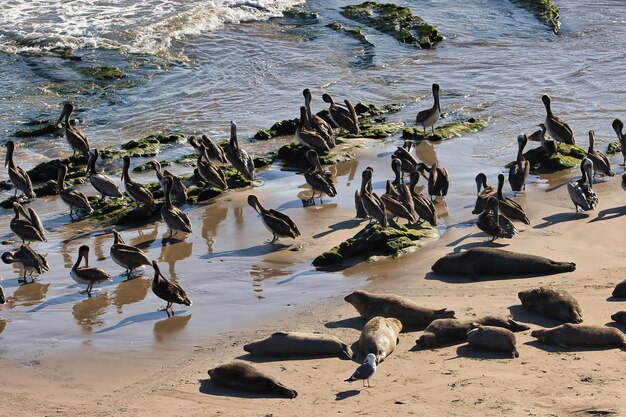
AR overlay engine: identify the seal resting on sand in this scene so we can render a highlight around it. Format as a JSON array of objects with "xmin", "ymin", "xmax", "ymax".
[
  {"xmin": 345, "ymin": 290, "xmax": 455, "ymax": 327},
  {"xmin": 612, "ymin": 279, "xmax": 626, "ymax": 297},
  {"xmin": 358, "ymin": 316, "xmax": 402, "ymax": 362},
  {"xmin": 243, "ymin": 332, "xmax": 353, "ymax": 360},
  {"xmin": 466, "ymin": 324, "xmax": 519, "ymax": 358},
  {"xmin": 415, "ymin": 316, "xmax": 529, "ymax": 349},
  {"xmin": 208, "ymin": 362, "xmax": 297, "ymax": 398},
  {"xmin": 518, "ymin": 286, "xmax": 583, "ymax": 323},
  {"xmin": 431, "ymin": 248, "xmax": 575, "ymax": 278},
  {"xmin": 611, "ymin": 311, "xmax": 626, "ymax": 325},
  {"xmin": 531, "ymin": 324, "xmax": 625, "ymax": 348}
]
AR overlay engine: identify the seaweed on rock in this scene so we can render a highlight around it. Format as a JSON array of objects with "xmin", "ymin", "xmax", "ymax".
[
  {"xmin": 509, "ymin": 0, "xmax": 560, "ymax": 33},
  {"xmin": 402, "ymin": 117, "xmax": 487, "ymax": 141},
  {"xmin": 506, "ymin": 144, "xmax": 587, "ymax": 174}
]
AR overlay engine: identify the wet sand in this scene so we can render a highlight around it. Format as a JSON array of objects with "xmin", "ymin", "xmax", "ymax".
[{"xmin": 1, "ymin": 145, "xmax": 625, "ymax": 415}]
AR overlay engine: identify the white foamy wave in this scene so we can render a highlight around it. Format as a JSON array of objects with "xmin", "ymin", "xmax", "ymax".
[{"xmin": 0, "ymin": 0, "xmax": 304, "ymax": 58}]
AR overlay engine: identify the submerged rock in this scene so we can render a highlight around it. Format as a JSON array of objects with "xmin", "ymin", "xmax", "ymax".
[
  {"xmin": 313, "ymin": 222, "xmax": 436, "ymax": 269},
  {"xmin": 607, "ymin": 141, "xmax": 621, "ymax": 155},
  {"xmin": 402, "ymin": 117, "xmax": 487, "ymax": 141},
  {"xmin": 340, "ymin": 2, "xmax": 443, "ymax": 49},
  {"xmin": 510, "ymin": 0, "xmax": 560, "ymax": 33},
  {"xmin": 327, "ymin": 22, "xmax": 375, "ymax": 47},
  {"xmin": 282, "ymin": 9, "xmax": 319, "ymax": 20},
  {"xmin": 507, "ymin": 144, "xmax": 587, "ymax": 174},
  {"xmin": 78, "ymin": 66, "xmax": 125, "ymax": 80},
  {"xmin": 13, "ymin": 120, "xmax": 64, "ymax": 138}
]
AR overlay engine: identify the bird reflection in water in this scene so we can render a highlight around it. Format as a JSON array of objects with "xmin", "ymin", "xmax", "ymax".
[
  {"xmin": 72, "ymin": 293, "xmax": 111, "ymax": 334},
  {"xmin": 153, "ymin": 314, "xmax": 191, "ymax": 342},
  {"xmin": 4, "ymin": 283, "xmax": 50, "ymax": 309},
  {"xmin": 111, "ymin": 278, "xmax": 151, "ymax": 314},
  {"xmin": 159, "ymin": 239, "xmax": 192, "ymax": 280},
  {"xmin": 131, "ymin": 223, "xmax": 159, "ymax": 251},
  {"xmin": 250, "ymin": 264, "xmax": 292, "ymax": 299},
  {"xmin": 202, "ymin": 204, "xmax": 228, "ymax": 254}
]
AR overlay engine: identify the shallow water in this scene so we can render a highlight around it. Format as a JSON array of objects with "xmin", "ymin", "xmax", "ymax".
[{"xmin": 0, "ymin": 0, "xmax": 625, "ymax": 358}]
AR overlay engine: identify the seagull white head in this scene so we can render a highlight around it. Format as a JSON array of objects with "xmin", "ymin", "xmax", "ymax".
[{"xmin": 364, "ymin": 353, "xmax": 377, "ymax": 365}]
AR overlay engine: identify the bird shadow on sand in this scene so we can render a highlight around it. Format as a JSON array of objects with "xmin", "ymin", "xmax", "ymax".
[
  {"xmin": 202, "ymin": 243, "xmax": 290, "ymax": 260},
  {"xmin": 198, "ymin": 379, "xmax": 292, "ymax": 399},
  {"xmin": 454, "ymin": 344, "xmax": 516, "ymax": 360},
  {"xmin": 588, "ymin": 205, "xmax": 626, "ymax": 223},
  {"xmin": 534, "ymin": 212, "xmax": 588, "ymax": 229},
  {"xmin": 313, "ymin": 219, "xmax": 363, "ymax": 239},
  {"xmin": 325, "ymin": 316, "xmax": 366, "ymax": 332},
  {"xmin": 507, "ymin": 305, "xmax": 562, "ymax": 328},
  {"xmin": 26, "ymin": 292, "xmax": 84, "ymax": 312},
  {"xmin": 335, "ymin": 389, "xmax": 361, "ymax": 401},
  {"xmin": 94, "ymin": 310, "xmax": 188, "ymax": 334},
  {"xmin": 445, "ymin": 232, "xmax": 510, "ymax": 250}
]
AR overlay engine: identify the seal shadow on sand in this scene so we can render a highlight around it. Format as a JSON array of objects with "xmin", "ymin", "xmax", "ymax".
[
  {"xmin": 325, "ymin": 316, "xmax": 366, "ymax": 332},
  {"xmin": 425, "ymin": 270, "xmax": 551, "ymax": 284},
  {"xmin": 507, "ymin": 305, "xmax": 564, "ymax": 328},
  {"xmin": 234, "ymin": 352, "xmax": 353, "ymax": 363},
  {"xmin": 198, "ymin": 379, "xmax": 291, "ymax": 399},
  {"xmin": 524, "ymin": 339, "xmax": 626, "ymax": 353},
  {"xmin": 454, "ymin": 344, "xmax": 516, "ymax": 360}
]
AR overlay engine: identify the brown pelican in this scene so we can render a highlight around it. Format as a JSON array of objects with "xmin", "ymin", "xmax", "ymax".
[
  {"xmin": 247, "ymin": 194, "xmax": 300, "ymax": 244},
  {"xmin": 161, "ymin": 175, "xmax": 192, "ymax": 237},
  {"xmin": 2, "ymin": 245, "xmax": 49, "ymax": 282},
  {"xmin": 197, "ymin": 144, "xmax": 227, "ymax": 190},
  {"xmin": 416, "ymin": 162, "xmax": 449, "ymax": 201},
  {"xmin": 5, "ymin": 141, "xmax": 35, "ymax": 199},
  {"xmin": 189, "ymin": 135, "xmax": 227, "ymax": 163},
  {"xmin": 110, "ymin": 230, "xmax": 151, "ymax": 279},
  {"xmin": 472, "ymin": 172, "xmax": 497, "ymax": 214},
  {"xmin": 10, "ymin": 202, "xmax": 46, "ymax": 244},
  {"xmin": 415, "ymin": 83, "xmax": 441, "ymax": 134},
  {"xmin": 322, "ymin": 93, "xmax": 360, "ymax": 135},
  {"xmin": 225, "ymin": 121, "xmax": 255, "ymax": 180},
  {"xmin": 70, "ymin": 245, "xmax": 112, "ymax": 297},
  {"xmin": 296, "ymin": 106, "xmax": 330, "ymax": 152},
  {"xmin": 122, "ymin": 156, "xmax": 156, "ymax": 210},
  {"xmin": 477, "ymin": 197, "xmax": 518, "ymax": 241},
  {"xmin": 542, "ymin": 95, "xmax": 575, "ymax": 145},
  {"xmin": 304, "ymin": 150, "xmax": 336, "ymax": 204},
  {"xmin": 586, "ymin": 130, "xmax": 614, "ymax": 178},
  {"xmin": 508, "ymin": 134, "xmax": 530, "ymax": 195},
  {"xmin": 55, "ymin": 102, "xmax": 90, "ymax": 159},
  {"xmin": 359, "ymin": 168, "xmax": 388, "ymax": 227},
  {"xmin": 150, "ymin": 160, "xmax": 187, "ymax": 206},
  {"xmin": 150, "ymin": 260, "xmax": 192, "ymax": 316},
  {"xmin": 303, "ymin": 88, "xmax": 335, "ymax": 148},
  {"xmin": 381, "ymin": 180, "xmax": 416, "ymax": 223},
  {"xmin": 537, "ymin": 123, "xmax": 558, "ymax": 155},
  {"xmin": 408, "ymin": 171, "xmax": 437, "ymax": 227},
  {"xmin": 393, "ymin": 143, "xmax": 419, "ymax": 175},
  {"xmin": 0, "ymin": 286, "xmax": 4, "ymax": 305},
  {"xmin": 612, "ymin": 118, "xmax": 626, "ymax": 166},
  {"xmin": 88, "ymin": 148, "xmax": 122, "ymax": 201},
  {"xmin": 567, "ymin": 158, "xmax": 598, "ymax": 212},
  {"xmin": 58, "ymin": 164, "xmax": 92, "ymax": 218},
  {"xmin": 496, "ymin": 174, "xmax": 530, "ymax": 224}
]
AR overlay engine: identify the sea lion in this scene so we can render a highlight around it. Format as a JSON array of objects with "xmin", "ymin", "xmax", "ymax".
[
  {"xmin": 518, "ymin": 286, "xmax": 583, "ymax": 323},
  {"xmin": 431, "ymin": 248, "xmax": 576, "ymax": 278},
  {"xmin": 358, "ymin": 316, "xmax": 402, "ymax": 362},
  {"xmin": 611, "ymin": 311, "xmax": 626, "ymax": 325},
  {"xmin": 415, "ymin": 316, "xmax": 529, "ymax": 349},
  {"xmin": 345, "ymin": 290, "xmax": 455, "ymax": 327},
  {"xmin": 243, "ymin": 331, "xmax": 354, "ymax": 360},
  {"xmin": 208, "ymin": 362, "xmax": 297, "ymax": 398},
  {"xmin": 466, "ymin": 324, "xmax": 519, "ymax": 358},
  {"xmin": 531, "ymin": 323, "xmax": 625, "ymax": 348},
  {"xmin": 612, "ymin": 279, "xmax": 626, "ymax": 297}
]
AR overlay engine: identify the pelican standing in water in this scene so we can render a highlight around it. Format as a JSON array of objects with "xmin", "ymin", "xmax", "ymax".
[
  {"xmin": 197, "ymin": 143, "xmax": 227, "ymax": 190},
  {"xmin": 612, "ymin": 118, "xmax": 626, "ymax": 167},
  {"xmin": 70, "ymin": 245, "xmax": 112, "ymax": 297},
  {"xmin": 496, "ymin": 174, "xmax": 530, "ymax": 224},
  {"xmin": 567, "ymin": 158, "xmax": 598, "ymax": 212},
  {"xmin": 225, "ymin": 121, "xmax": 255, "ymax": 180},
  {"xmin": 542, "ymin": 94, "xmax": 575, "ymax": 145},
  {"xmin": 150, "ymin": 160, "xmax": 187, "ymax": 206},
  {"xmin": 477, "ymin": 197, "xmax": 518, "ymax": 241},
  {"xmin": 10, "ymin": 202, "xmax": 46, "ymax": 244},
  {"xmin": 57, "ymin": 164, "xmax": 92, "ymax": 218},
  {"xmin": 416, "ymin": 162, "xmax": 449, "ymax": 201},
  {"xmin": 322, "ymin": 93, "xmax": 360, "ymax": 135},
  {"xmin": 509, "ymin": 134, "xmax": 530, "ymax": 194},
  {"xmin": 303, "ymin": 88, "xmax": 335, "ymax": 148},
  {"xmin": 586, "ymin": 130, "xmax": 614, "ymax": 178},
  {"xmin": 110, "ymin": 229, "xmax": 151, "ymax": 279},
  {"xmin": 150, "ymin": 260, "xmax": 192, "ymax": 317},
  {"xmin": 296, "ymin": 106, "xmax": 330, "ymax": 152},
  {"xmin": 88, "ymin": 148, "xmax": 122, "ymax": 201},
  {"xmin": 472, "ymin": 172, "xmax": 497, "ymax": 214},
  {"xmin": 2, "ymin": 245, "xmax": 49, "ymax": 283},
  {"xmin": 161, "ymin": 175, "xmax": 192, "ymax": 237},
  {"xmin": 55, "ymin": 102, "xmax": 90, "ymax": 159},
  {"xmin": 304, "ymin": 150, "xmax": 336, "ymax": 204},
  {"xmin": 247, "ymin": 194, "xmax": 300, "ymax": 244},
  {"xmin": 5, "ymin": 141, "xmax": 35, "ymax": 199},
  {"xmin": 408, "ymin": 171, "xmax": 437, "ymax": 227},
  {"xmin": 415, "ymin": 83, "xmax": 441, "ymax": 134},
  {"xmin": 121, "ymin": 155, "xmax": 156, "ymax": 211},
  {"xmin": 537, "ymin": 123, "xmax": 558, "ymax": 155}
]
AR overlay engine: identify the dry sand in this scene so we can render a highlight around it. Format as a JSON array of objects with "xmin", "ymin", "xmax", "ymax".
[{"xmin": 1, "ymin": 165, "xmax": 626, "ymax": 417}]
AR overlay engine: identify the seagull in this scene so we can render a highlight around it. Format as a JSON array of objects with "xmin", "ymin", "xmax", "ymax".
[{"xmin": 344, "ymin": 353, "xmax": 377, "ymax": 388}]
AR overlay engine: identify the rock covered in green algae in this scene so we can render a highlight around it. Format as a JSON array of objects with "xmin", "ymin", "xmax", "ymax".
[
  {"xmin": 313, "ymin": 222, "xmax": 436, "ymax": 268},
  {"xmin": 78, "ymin": 66, "xmax": 125, "ymax": 80},
  {"xmin": 254, "ymin": 118, "xmax": 299, "ymax": 141},
  {"xmin": 282, "ymin": 9, "xmax": 319, "ymax": 20},
  {"xmin": 327, "ymin": 22, "xmax": 375, "ymax": 46},
  {"xmin": 607, "ymin": 141, "xmax": 622, "ymax": 155},
  {"xmin": 13, "ymin": 120, "xmax": 64, "ymax": 138},
  {"xmin": 99, "ymin": 133, "xmax": 186, "ymax": 160},
  {"xmin": 342, "ymin": 122, "xmax": 404, "ymax": 139},
  {"xmin": 340, "ymin": 2, "xmax": 443, "ymax": 49},
  {"xmin": 402, "ymin": 117, "xmax": 487, "ymax": 141},
  {"xmin": 510, "ymin": 0, "xmax": 560, "ymax": 33},
  {"xmin": 506, "ymin": 144, "xmax": 587, "ymax": 174},
  {"xmin": 275, "ymin": 142, "xmax": 356, "ymax": 170}
]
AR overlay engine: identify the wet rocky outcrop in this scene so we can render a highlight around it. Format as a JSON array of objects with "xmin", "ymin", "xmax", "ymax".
[
  {"xmin": 402, "ymin": 117, "xmax": 487, "ymax": 141},
  {"xmin": 607, "ymin": 141, "xmax": 621, "ymax": 155},
  {"xmin": 509, "ymin": 0, "xmax": 560, "ymax": 33},
  {"xmin": 506, "ymin": 144, "xmax": 587, "ymax": 174}
]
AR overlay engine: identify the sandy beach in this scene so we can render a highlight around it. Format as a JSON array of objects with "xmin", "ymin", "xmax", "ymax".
[{"xmin": 1, "ymin": 158, "xmax": 625, "ymax": 416}]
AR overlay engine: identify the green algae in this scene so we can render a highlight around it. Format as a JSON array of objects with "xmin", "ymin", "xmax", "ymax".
[
  {"xmin": 342, "ymin": 122, "xmax": 404, "ymax": 139},
  {"xmin": 327, "ymin": 22, "xmax": 375, "ymax": 47},
  {"xmin": 253, "ymin": 157, "xmax": 273, "ymax": 168},
  {"xmin": 282, "ymin": 9, "xmax": 319, "ymax": 19},
  {"xmin": 607, "ymin": 141, "xmax": 622, "ymax": 155},
  {"xmin": 132, "ymin": 160, "xmax": 172, "ymax": 173},
  {"xmin": 402, "ymin": 117, "xmax": 487, "ymax": 141},
  {"xmin": 13, "ymin": 120, "xmax": 64, "ymax": 138},
  {"xmin": 506, "ymin": 144, "xmax": 587, "ymax": 174},
  {"xmin": 313, "ymin": 222, "xmax": 436, "ymax": 269},
  {"xmin": 254, "ymin": 118, "xmax": 299, "ymax": 140},
  {"xmin": 340, "ymin": 2, "xmax": 443, "ymax": 49},
  {"xmin": 275, "ymin": 142, "xmax": 357, "ymax": 170},
  {"xmin": 99, "ymin": 133, "xmax": 185, "ymax": 160},
  {"xmin": 50, "ymin": 47, "xmax": 82, "ymax": 61},
  {"xmin": 78, "ymin": 66, "xmax": 125, "ymax": 80},
  {"xmin": 510, "ymin": 0, "xmax": 560, "ymax": 33}
]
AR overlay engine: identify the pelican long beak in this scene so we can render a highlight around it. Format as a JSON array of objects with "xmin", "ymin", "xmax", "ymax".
[{"xmin": 55, "ymin": 107, "xmax": 67, "ymax": 127}]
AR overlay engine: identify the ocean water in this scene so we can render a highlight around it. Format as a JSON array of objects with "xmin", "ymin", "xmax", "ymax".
[{"xmin": 0, "ymin": 0, "xmax": 625, "ymax": 357}]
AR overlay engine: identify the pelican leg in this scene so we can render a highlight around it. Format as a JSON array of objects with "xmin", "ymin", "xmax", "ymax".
[
  {"xmin": 86, "ymin": 283, "xmax": 93, "ymax": 297},
  {"xmin": 270, "ymin": 235, "xmax": 278, "ymax": 244}
]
